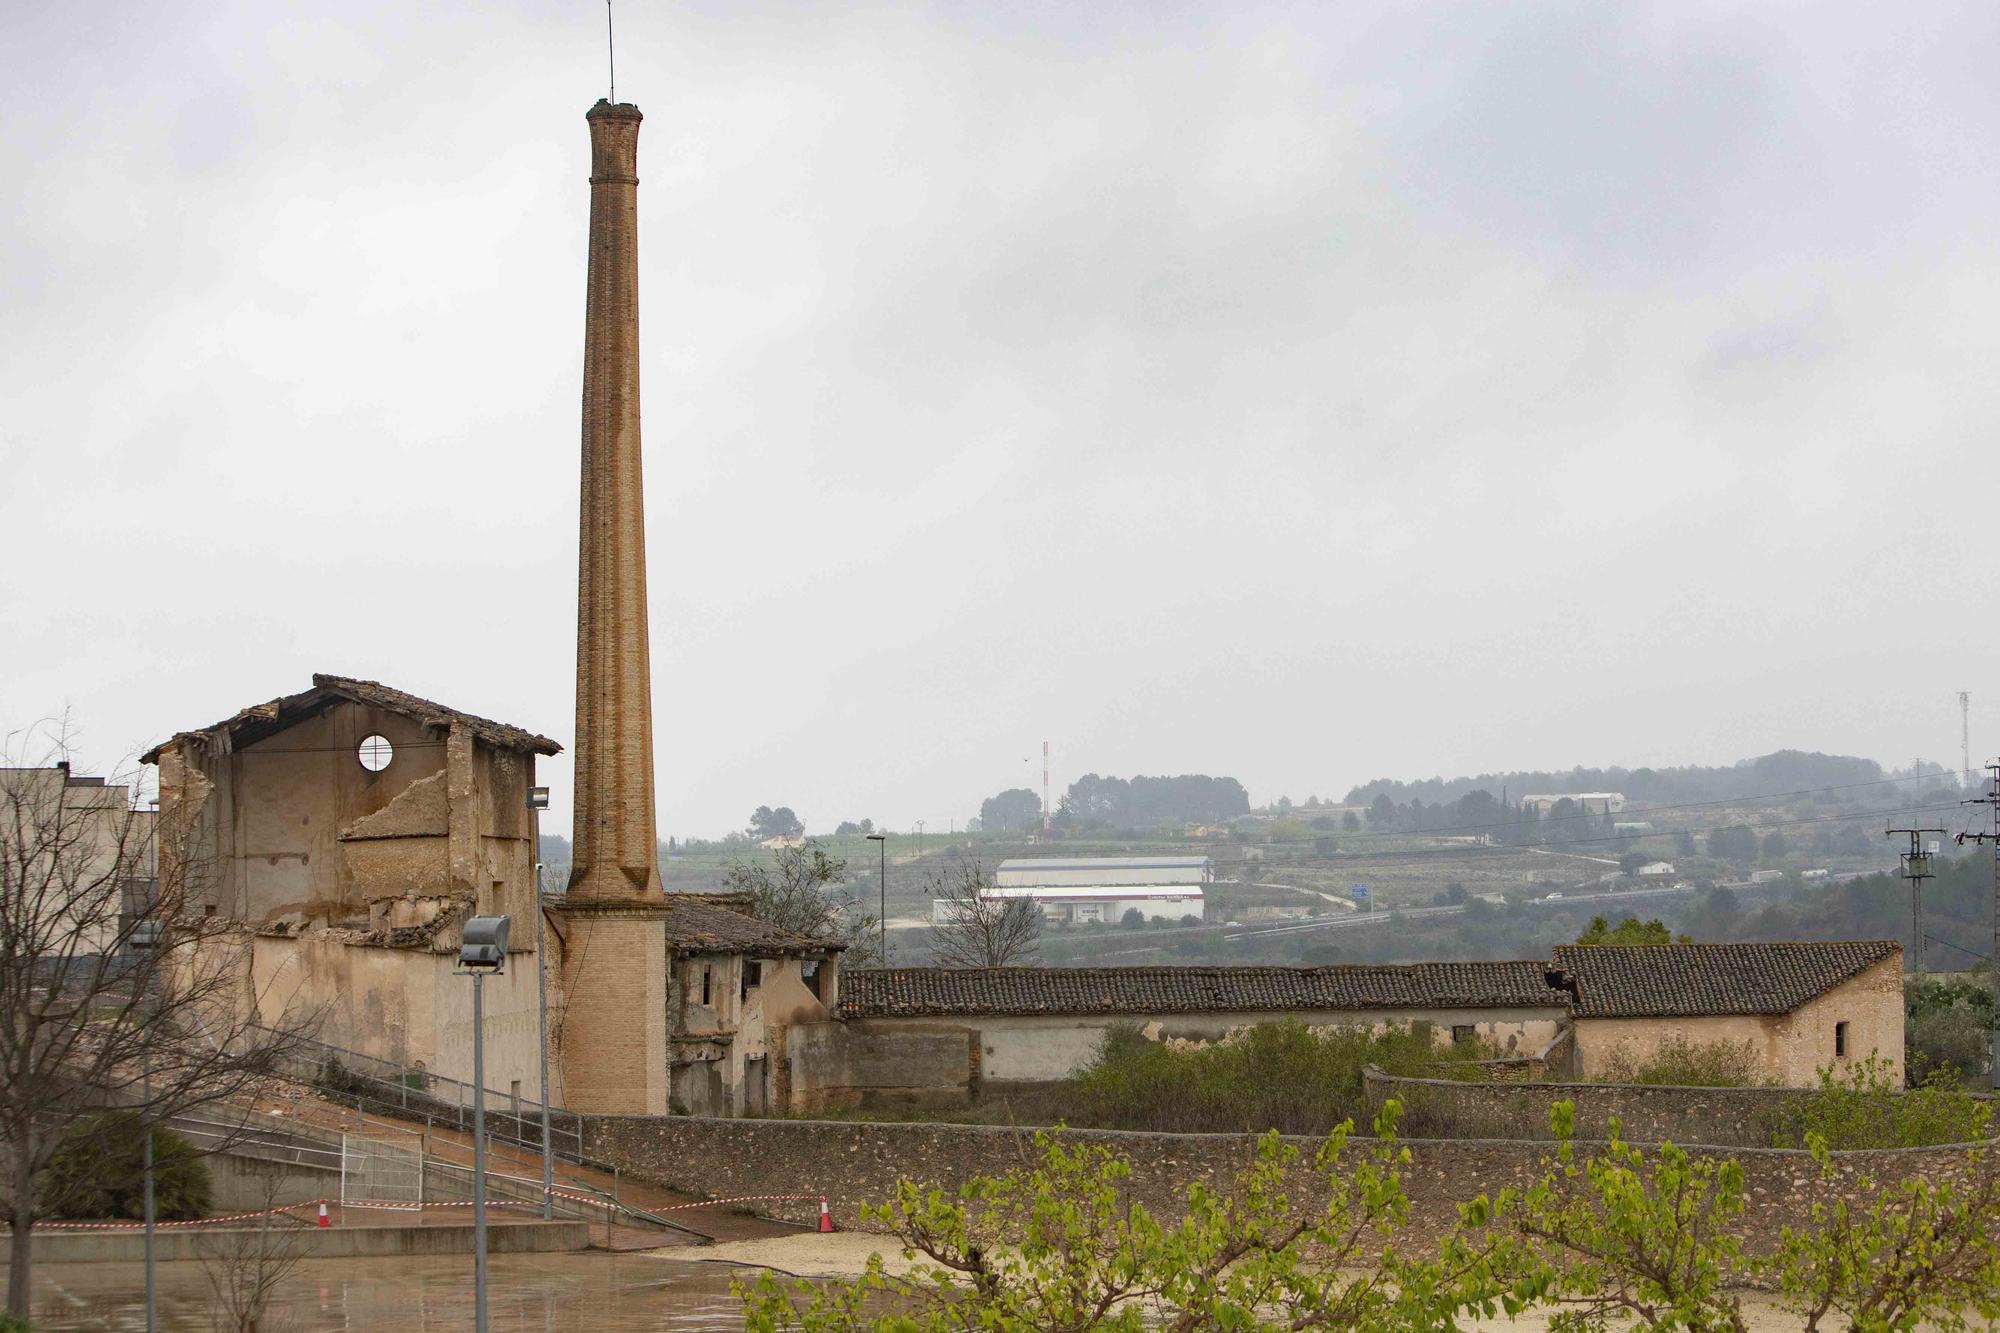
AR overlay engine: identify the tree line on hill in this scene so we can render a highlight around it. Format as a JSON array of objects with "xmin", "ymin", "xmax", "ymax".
[
  {"xmin": 1345, "ymin": 749, "xmax": 1943, "ymax": 809},
  {"xmin": 979, "ymin": 773, "xmax": 1252, "ymax": 835}
]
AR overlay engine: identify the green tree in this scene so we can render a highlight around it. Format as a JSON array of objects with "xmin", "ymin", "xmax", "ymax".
[
  {"xmin": 739, "ymin": 1102, "xmax": 1515, "ymax": 1331},
  {"xmin": 1769, "ymin": 1130, "xmax": 2000, "ymax": 1331},
  {"xmin": 723, "ymin": 840, "xmax": 880, "ymax": 967},
  {"xmin": 1494, "ymin": 1097, "xmax": 2000, "ymax": 1333},
  {"xmin": 38, "ymin": 1111, "xmax": 210, "ymax": 1221},
  {"xmin": 1574, "ymin": 916, "xmax": 1688, "ymax": 947},
  {"xmin": 1761, "ymin": 831, "xmax": 1788, "ymax": 860},
  {"xmin": 1906, "ymin": 976, "xmax": 1996, "ymax": 1085},
  {"xmin": 979, "ymin": 788, "xmax": 1042, "ymax": 835},
  {"xmin": 749, "ymin": 805, "xmax": 805, "ymax": 839},
  {"xmin": 1497, "ymin": 1100, "xmax": 1751, "ymax": 1332}
]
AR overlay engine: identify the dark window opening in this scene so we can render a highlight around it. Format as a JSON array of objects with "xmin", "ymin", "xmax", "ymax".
[
  {"xmin": 802, "ymin": 960, "xmax": 821, "ymax": 1001},
  {"xmin": 700, "ymin": 966, "xmax": 711, "ymax": 1006},
  {"xmin": 1834, "ymin": 1020, "xmax": 1849, "ymax": 1058},
  {"xmin": 741, "ymin": 959, "xmax": 762, "ymax": 999},
  {"xmin": 1451, "ymin": 1024, "xmax": 1477, "ymax": 1045}
]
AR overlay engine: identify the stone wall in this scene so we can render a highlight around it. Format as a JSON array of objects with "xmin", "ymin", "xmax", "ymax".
[
  {"xmin": 786, "ymin": 1021, "xmax": 973, "ymax": 1113},
  {"xmin": 1361, "ymin": 1067, "xmax": 1998, "ymax": 1149},
  {"xmin": 578, "ymin": 1112, "xmax": 1988, "ymax": 1254}
]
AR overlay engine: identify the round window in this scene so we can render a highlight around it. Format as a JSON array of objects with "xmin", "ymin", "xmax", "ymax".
[{"xmin": 357, "ymin": 735, "xmax": 394, "ymax": 772}]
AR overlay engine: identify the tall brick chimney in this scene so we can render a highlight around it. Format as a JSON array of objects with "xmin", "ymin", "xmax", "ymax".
[
  {"xmin": 555, "ymin": 99, "xmax": 671, "ymax": 1116},
  {"xmin": 568, "ymin": 98, "xmax": 663, "ymax": 904}
]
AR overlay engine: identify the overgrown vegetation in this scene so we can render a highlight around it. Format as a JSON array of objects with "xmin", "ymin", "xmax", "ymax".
[
  {"xmin": 1906, "ymin": 974, "xmax": 1996, "ymax": 1087},
  {"xmin": 1767, "ymin": 1056, "xmax": 1991, "ymax": 1150},
  {"xmin": 1597, "ymin": 1036, "xmax": 1766, "ymax": 1087},
  {"xmin": 37, "ymin": 1110, "xmax": 210, "ymax": 1222},
  {"xmin": 1063, "ymin": 1020, "xmax": 1490, "ymax": 1135}
]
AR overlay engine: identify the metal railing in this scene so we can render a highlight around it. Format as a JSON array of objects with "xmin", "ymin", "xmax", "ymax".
[{"xmin": 272, "ymin": 1031, "xmax": 584, "ymax": 1163}]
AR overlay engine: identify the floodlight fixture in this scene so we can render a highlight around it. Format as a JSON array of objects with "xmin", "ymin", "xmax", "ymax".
[{"xmin": 459, "ymin": 916, "xmax": 510, "ymax": 973}]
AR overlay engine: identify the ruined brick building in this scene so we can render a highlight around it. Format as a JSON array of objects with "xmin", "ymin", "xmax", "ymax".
[{"xmin": 145, "ymin": 675, "xmax": 558, "ymax": 1095}]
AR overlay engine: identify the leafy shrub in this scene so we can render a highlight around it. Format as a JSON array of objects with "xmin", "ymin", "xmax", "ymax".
[
  {"xmin": 38, "ymin": 1110, "xmax": 211, "ymax": 1221},
  {"xmin": 1906, "ymin": 976, "xmax": 1996, "ymax": 1086},
  {"xmin": 1596, "ymin": 1036, "xmax": 1765, "ymax": 1087},
  {"xmin": 1769, "ymin": 1055, "xmax": 1991, "ymax": 1149},
  {"xmin": 1063, "ymin": 1020, "xmax": 1488, "ymax": 1135}
]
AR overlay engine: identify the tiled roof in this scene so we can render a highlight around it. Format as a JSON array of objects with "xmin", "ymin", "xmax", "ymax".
[
  {"xmin": 310, "ymin": 675, "xmax": 560, "ymax": 755},
  {"xmin": 142, "ymin": 674, "xmax": 559, "ymax": 762},
  {"xmin": 838, "ymin": 962, "xmax": 1562, "ymax": 1020},
  {"xmin": 1551, "ymin": 940, "xmax": 1900, "ymax": 1018},
  {"xmin": 661, "ymin": 894, "xmax": 843, "ymax": 958}
]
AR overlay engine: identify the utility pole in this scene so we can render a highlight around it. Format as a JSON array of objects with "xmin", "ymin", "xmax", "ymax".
[
  {"xmin": 1953, "ymin": 762, "xmax": 2000, "ymax": 1089},
  {"xmin": 1886, "ymin": 824, "xmax": 1944, "ymax": 974},
  {"xmin": 865, "ymin": 833, "xmax": 887, "ymax": 965},
  {"xmin": 527, "ymin": 784, "xmax": 553, "ymax": 1221}
]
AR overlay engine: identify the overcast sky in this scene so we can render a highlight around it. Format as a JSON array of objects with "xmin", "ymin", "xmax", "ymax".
[{"xmin": 4, "ymin": 1, "xmax": 1998, "ymax": 838}]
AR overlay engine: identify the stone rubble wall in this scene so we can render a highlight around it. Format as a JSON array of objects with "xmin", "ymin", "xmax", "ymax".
[{"xmin": 578, "ymin": 1112, "xmax": 1990, "ymax": 1253}]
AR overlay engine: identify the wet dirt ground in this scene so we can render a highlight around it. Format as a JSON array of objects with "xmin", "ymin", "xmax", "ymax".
[{"xmin": 9, "ymin": 1251, "xmax": 760, "ymax": 1331}]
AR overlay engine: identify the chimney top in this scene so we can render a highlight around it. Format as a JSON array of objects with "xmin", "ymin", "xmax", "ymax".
[{"xmin": 587, "ymin": 99, "xmax": 642, "ymax": 123}]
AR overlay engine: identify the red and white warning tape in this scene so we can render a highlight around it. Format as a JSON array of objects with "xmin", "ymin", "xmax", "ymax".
[{"xmin": 34, "ymin": 1205, "xmax": 319, "ymax": 1232}]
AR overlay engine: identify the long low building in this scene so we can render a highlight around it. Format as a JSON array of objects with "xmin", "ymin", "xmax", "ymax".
[
  {"xmin": 938, "ymin": 884, "xmax": 1206, "ymax": 925},
  {"xmin": 825, "ymin": 962, "xmax": 1569, "ymax": 1091},
  {"xmin": 785, "ymin": 941, "xmax": 1904, "ymax": 1111},
  {"xmin": 994, "ymin": 856, "xmax": 1212, "ymax": 888}
]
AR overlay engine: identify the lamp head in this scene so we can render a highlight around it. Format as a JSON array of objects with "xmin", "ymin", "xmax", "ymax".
[{"xmin": 458, "ymin": 915, "xmax": 511, "ymax": 973}]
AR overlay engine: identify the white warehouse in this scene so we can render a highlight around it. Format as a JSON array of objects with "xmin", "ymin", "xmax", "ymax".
[{"xmin": 946, "ymin": 856, "xmax": 1213, "ymax": 925}]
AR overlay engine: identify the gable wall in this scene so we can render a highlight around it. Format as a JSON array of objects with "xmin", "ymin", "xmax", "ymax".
[{"xmin": 1571, "ymin": 955, "xmax": 1905, "ymax": 1087}]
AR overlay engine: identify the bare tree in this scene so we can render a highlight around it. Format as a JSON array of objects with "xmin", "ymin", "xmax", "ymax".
[
  {"xmin": 924, "ymin": 855, "xmax": 1039, "ymax": 969},
  {"xmin": 0, "ymin": 721, "xmax": 321, "ymax": 1320},
  {"xmin": 723, "ymin": 840, "xmax": 881, "ymax": 967},
  {"xmin": 198, "ymin": 1174, "xmax": 312, "ymax": 1332}
]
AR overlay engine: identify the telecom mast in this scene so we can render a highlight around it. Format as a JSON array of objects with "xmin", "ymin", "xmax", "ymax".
[
  {"xmin": 1961, "ymin": 691, "xmax": 1972, "ymax": 788},
  {"xmin": 1042, "ymin": 741, "xmax": 1051, "ymax": 839}
]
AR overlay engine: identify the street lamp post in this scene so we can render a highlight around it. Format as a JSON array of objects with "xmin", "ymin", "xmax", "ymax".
[
  {"xmin": 865, "ymin": 834, "xmax": 887, "ymax": 964},
  {"xmin": 459, "ymin": 915, "xmax": 511, "ymax": 1333},
  {"xmin": 132, "ymin": 914, "xmax": 163, "ymax": 1333},
  {"xmin": 527, "ymin": 784, "xmax": 553, "ymax": 1221}
]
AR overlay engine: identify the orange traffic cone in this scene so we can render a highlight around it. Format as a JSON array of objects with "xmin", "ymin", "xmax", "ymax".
[
  {"xmin": 818, "ymin": 1197, "xmax": 834, "ymax": 1233},
  {"xmin": 317, "ymin": 1199, "xmax": 330, "ymax": 1228}
]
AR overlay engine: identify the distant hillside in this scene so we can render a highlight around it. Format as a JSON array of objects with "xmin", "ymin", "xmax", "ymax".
[{"xmin": 1344, "ymin": 750, "xmax": 1909, "ymax": 808}]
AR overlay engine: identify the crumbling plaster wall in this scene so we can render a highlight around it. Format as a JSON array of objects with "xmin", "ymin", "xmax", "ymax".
[
  {"xmin": 247, "ymin": 932, "xmax": 544, "ymax": 1092},
  {"xmin": 160, "ymin": 700, "xmax": 538, "ymax": 943},
  {"xmin": 1572, "ymin": 956, "xmax": 1905, "ymax": 1088},
  {"xmin": 170, "ymin": 704, "xmax": 442, "ymax": 925},
  {"xmin": 665, "ymin": 953, "xmax": 837, "ymax": 1116}
]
